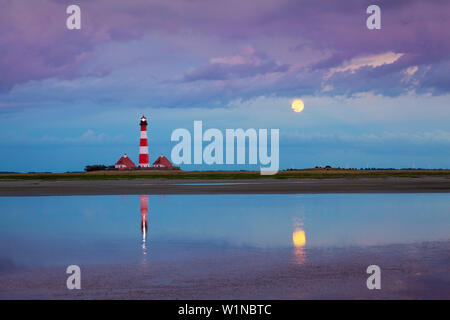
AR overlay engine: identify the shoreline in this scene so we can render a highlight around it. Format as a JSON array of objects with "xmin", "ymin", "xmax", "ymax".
[{"xmin": 1, "ymin": 176, "xmax": 449, "ymax": 196}]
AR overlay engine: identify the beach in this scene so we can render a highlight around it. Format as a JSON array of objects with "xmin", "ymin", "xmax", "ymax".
[{"xmin": 0, "ymin": 176, "xmax": 449, "ymax": 196}]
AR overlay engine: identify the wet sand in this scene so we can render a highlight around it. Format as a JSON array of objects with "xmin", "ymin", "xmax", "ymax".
[
  {"xmin": 1, "ymin": 241, "xmax": 449, "ymax": 299},
  {"xmin": 1, "ymin": 177, "xmax": 449, "ymax": 196}
]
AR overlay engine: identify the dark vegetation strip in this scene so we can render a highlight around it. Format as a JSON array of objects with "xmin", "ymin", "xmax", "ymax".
[{"xmin": 0, "ymin": 169, "xmax": 449, "ymax": 181}]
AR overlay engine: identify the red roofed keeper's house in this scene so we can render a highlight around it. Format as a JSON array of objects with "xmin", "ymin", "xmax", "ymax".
[
  {"xmin": 115, "ymin": 154, "xmax": 136, "ymax": 170},
  {"xmin": 152, "ymin": 155, "xmax": 174, "ymax": 168}
]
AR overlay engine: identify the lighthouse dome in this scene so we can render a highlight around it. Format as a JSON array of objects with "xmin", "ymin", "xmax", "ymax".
[{"xmin": 140, "ymin": 115, "xmax": 148, "ymax": 126}]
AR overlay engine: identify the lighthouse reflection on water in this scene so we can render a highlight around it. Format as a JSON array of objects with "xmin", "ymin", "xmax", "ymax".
[{"xmin": 140, "ymin": 195, "xmax": 149, "ymax": 254}]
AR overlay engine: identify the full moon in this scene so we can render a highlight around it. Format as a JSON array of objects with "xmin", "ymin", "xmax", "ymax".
[{"xmin": 291, "ymin": 99, "xmax": 304, "ymax": 113}]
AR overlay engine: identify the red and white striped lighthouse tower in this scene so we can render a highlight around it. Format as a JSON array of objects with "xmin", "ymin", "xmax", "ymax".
[{"xmin": 138, "ymin": 115, "xmax": 150, "ymax": 167}]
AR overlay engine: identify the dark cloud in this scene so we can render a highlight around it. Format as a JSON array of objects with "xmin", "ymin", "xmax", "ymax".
[
  {"xmin": 183, "ymin": 59, "xmax": 290, "ymax": 82},
  {"xmin": 0, "ymin": 0, "xmax": 449, "ymax": 104}
]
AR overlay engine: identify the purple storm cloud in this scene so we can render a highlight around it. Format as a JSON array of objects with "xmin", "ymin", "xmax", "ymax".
[{"xmin": 0, "ymin": 0, "xmax": 449, "ymax": 107}]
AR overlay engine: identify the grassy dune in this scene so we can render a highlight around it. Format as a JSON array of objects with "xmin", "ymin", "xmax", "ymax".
[{"xmin": 0, "ymin": 169, "xmax": 449, "ymax": 181}]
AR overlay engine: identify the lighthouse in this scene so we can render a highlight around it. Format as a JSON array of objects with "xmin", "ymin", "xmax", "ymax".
[{"xmin": 138, "ymin": 115, "xmax": 150, "ymax": 167}]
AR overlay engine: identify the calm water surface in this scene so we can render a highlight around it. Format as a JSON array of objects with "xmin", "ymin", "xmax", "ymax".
[{"xmin": 0, "ymin": 194, "xmax": 449, "ymax": 271}]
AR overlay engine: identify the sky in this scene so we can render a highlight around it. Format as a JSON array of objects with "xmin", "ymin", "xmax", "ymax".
[{"xmin": 0, "ymin": 0, "xmax": 449, "ymax": 172}]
